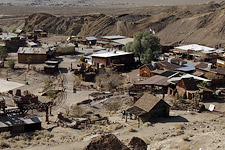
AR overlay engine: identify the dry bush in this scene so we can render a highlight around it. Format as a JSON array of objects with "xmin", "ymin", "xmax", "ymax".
[
  {"xmin": 186, "ymin": 133, "xmax": 194, "ymax": 137},
  {"xmin": 16, "ymin": 141, "xmax": 27, "ymax": 149},
  {"xmin": 182, "ymin": 135, "xmax": 190, "ymax": 141},
  {"xmin": 0, "ymin": 132, "xmax": 11, "ymax": 139},
  {"xmin": 121, "ymin": 97, "xmax": 135, "ymax": 106},
  {"xmin": 142, "ymin": 122, "xmax": 152, "ymax": 127},
  {"xmin": 176, "ymin": 129, "xmax": 184, "ymax": 136},
  {"xmin": 74, "ymin": 75, "xmax": 82, "ymax": 88},
  {"xmin": 44, "ymin": 77, "xmax": 53, "ymax": 87},
  {"xmin": 0, "ymin": 141, "xmax": 10, "ymax": 149},
  {"xmin": 153, "ymin": 135, "xmax": 166, "ymax": 141},
  {"xmin": 70, "ymin": 104, "xmax": 85, "ymax": 117},
  {"xmin": 175, "ymin": 124, "xmax": 185, "ymax": 130},
  {"xmin": 95, "ymin": 70, "xmax": 124, "ymax": 91},
  {"xmin": 128, "ymin": 128, "xmax": 137, "ymax": 132},
  {"xmin": 180, "ymin": 145, "xmax": 191, "ymax": 150},
  {"xmin": 104, "ymin": 102, "xmax": 120, "ymax": 113},
  {"xmin": 107, "ymin": 124, "xmax": 123, "ymax": 131}
]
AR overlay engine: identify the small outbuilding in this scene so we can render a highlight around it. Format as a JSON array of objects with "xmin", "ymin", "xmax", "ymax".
[
  {"xmin": 0, "ymin": 114, "xmax": 41, "ymax": 132},
  {"xmin": 91, "ymin": 50, "xmax": 134, "ymax": 67},
  {"xmin": 139, "ymin": 64, "xmax": 158, "ymax": 78},
  {"xmin": 127, "ymin": 93, "xmax": 170, "ymax": 123},
  {"xmin": 18, "ymin": 47, "xmax": 49, "ymax": 63},
  {"xmin": 44, "ymin": 60, "xmax": 59, "ymax": 74},
  {"xmin": 176, "ymin": 77, "xmax": 199, "ymax": 99}
]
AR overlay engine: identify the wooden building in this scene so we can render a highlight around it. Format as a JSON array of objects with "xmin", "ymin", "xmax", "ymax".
[
  {"xmin": 18, "ymin": 47, "xmax": 49, "ymax": 63},
  {"xmin": 216, "ymin": 57, "xmax": 225, "ymax": 68},
  {"xmin": 91, "ymin": 50, "xmax": 134, "ymax": 67},
  {"xmin": 175, "ymin": 78, "xmax": 199, "ymax": 99},
  {"xmin": 80, "ymin": 37, "xmax": 97, "ymax": 45},
  {"xmin": 0, "ymin": 33, "xmax": 26, "ymax": 51},
  {"xmin": 127, "ymin": 93, "xmax": 170, "ymax": 123},
  {"xmin": 139, "ymin": 64, "xmax": 157, "ymax": 78},
  {"xmin": 44, "ymin": 61, "xmax": 59, "ymax": 74},
  {"xmin": 101, "ymin": 35, "xmax": 127, "ymax": 43},
  {"xmin": 0, "ymin": 114, "xmax": 41, "ymax": 132},
  {"xmin": 195, "ymin": 62, "xmax": 225, "ymax": 86}
]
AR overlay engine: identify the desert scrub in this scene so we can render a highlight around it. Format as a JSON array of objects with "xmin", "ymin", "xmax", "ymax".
[
  {"xmin": 104, "ymin": 102, "xmax": 120, "ymax": 113},
  {"xmin": 0, "ymin": 141, "xmax": 10, "ymax": 149},
  {"xmin": 0, "ymin": 131, "xmax": 11, "ymax": 139},
  {"xmin": 175, "ymin": 124, "xmax": 185, "ymax": 130},
  {"xmin": 175, "ymin": 129, "xmax": 184, "ymax": 136},
  {"xmin": 180, "ymin": 145, "xmax": 191, "ymax": 150},
  {"xmin": 128, "ymin": 128, "xmax": 137, "ymax": 132},
  {"xmin": 182, "ymin": 135, "xmax": 190, "ymax": 141},
  {"xmin": 153, "ymin": 135, "xmax": 166, "ymax": 141}
]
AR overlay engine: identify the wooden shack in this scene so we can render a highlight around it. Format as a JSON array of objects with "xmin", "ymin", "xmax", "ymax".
[
  {"xmin": 91, "ymin": 50, "xmax": 134, "ymax": 67},
  {"xmin": 0, "ymin": 114, "xmax": 41, "ymax": 132},
  {"xmin": 176, "ymin": 78, "xmax": 199, "ymax": 99},
  {"xmin": 101, "ymin": 35, "xmax": 127, "ymax": 43},
  {"xmin": 44, "ymin": 60, "xmax": 59, "ymax": 74},
  {"xmin": 195, "ymin": 62, "xmax": 225, "ymax": 86},
  {"xmin": 18, "ymin": 47, "xmax": 49, "ymax": 63},
  {"xmin": 127, "ymin": 93, "xmax": 170, "ymax": 123},
  {"xmin": 139, "ymin": 64, "xmax": 159, "ymax": 78}
]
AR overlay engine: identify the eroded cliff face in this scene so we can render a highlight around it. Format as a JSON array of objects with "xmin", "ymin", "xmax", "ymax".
[{"xmin": 23, "ymin": 2, "xmax": 225, "ymax": 47}]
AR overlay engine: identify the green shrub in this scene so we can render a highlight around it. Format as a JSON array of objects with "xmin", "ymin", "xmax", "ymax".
[{"xmin": 7, "ymin": 60, "xmax": 15, "ymax": 69}]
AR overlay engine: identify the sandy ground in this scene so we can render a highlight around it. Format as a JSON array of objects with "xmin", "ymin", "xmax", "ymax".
[
  {"xmin": 0, "ymin": 79, "xmax": 24, "ymax": 92},
  {"xmin": 20, "ymin": 110, "xmax": 225, "ymax": 150}
]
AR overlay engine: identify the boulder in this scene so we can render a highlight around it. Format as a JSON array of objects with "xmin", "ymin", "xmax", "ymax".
[
  {"xmin": 84, "ymin": 134, "xmax": 129, "ymax": 150},
  {"xmin": 127, "ymin": 137, "xmax": 147, "ymax": 150}
]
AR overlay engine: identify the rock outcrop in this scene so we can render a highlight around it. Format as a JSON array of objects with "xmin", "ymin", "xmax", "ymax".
[
  {"xmin": 23, "ymin": 2, "xmax": 225, "ymax": 47},
  {"xmin": 84, "ymin": 134, "xmax": 129, "ymax": 150}
]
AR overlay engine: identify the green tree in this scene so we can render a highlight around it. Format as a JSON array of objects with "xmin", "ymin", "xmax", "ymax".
[
  {"xmin": 12, "ymin": 28, "xmax": 16, "ymax": 33},
  {"xmin": 27, "ymin": 56, "xmax": 32, "ymax": 70},
  {"xmin": 0, "ymin": 46, "xmax": 8, "ymax": 67},
  {"xmin": 7, "ymin": 60, "xmax": 15, "ymax": 69},
  {"xmin": 123, "ymin": 32, "xmax": 161, "ymax": 64}
]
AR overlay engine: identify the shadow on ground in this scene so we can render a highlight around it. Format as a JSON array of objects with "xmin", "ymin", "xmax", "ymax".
[{"xmin": 154, "ymin": 115, "xmax": 189, "ymax": 123}]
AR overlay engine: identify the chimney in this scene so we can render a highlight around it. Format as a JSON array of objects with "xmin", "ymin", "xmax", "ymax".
[
  {"xmin": 208, "ymin": 63, "xmax": 212, "ymax": 70},
  {"xmin": 179, "ymin": 61, "xmax": 183, "ymax": 66},
  {"xmin": 168, "ymin": 58, "xmax": 172, "ymax": 63},
  {"xmin": 152, "ymin": 61, "xmax": 156, "ymax": 68}
]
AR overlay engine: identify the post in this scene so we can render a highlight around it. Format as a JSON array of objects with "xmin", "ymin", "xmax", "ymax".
[
  {"xmin": 125, "ymin": 112, "xmax": 128, "ymax": 122},
  {"xmin": 46, "ymin": 105, "xmax": 49, "ymax": 124},
  {"xmin": 6, "ymin": 70, "xmax": 8, "ymax": 81},
  {"xmin": 137, "ymin": 116, "xmax": 140, "ymax": 128}
]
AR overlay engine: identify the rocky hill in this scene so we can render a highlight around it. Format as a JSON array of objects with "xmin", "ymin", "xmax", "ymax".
[{"xmin": 23, "ymin": 1, "xmax": 225, "ymax": 47}]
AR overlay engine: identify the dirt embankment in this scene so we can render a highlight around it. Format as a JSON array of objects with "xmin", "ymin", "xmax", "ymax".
[{"xmin": 23, "ymin": 1, "xmax": 225, "ymax": 47}]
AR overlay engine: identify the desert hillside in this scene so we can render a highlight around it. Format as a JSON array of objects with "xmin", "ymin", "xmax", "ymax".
[{"xmin": 22, "ymin": 1, "xmax": 225, "ymax": 47}]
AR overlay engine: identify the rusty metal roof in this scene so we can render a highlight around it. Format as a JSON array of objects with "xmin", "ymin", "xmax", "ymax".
[{"xmin": 17, "ymin": 47, "xmax": 48, "ymax": 54}]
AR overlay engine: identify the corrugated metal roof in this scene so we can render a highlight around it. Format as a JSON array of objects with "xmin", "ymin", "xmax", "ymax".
[
  {"xmin": 96, "ymin": 41, "xmax": 109, "ymax": 44},
  {"xmin": 0, "ymin": 114, "xmax": 41, "ymax": 128},
  {"xmin": 175, "ymin": 44, "xmax": 215, "ymax": 52},
  {"xmin": 27, "ymin": 42, "xmax": 38, "ymax": 46},
  {"xmin": 101, "ymin": 35, "xmax": 127, "ymax": 40},
  {"xmin": 91, "ymin": 50, "xmax": 133, "ymax": 58},
  {"xmin": 18, "ymin": 47, "xmax": 48, "ymax": 54},
  {"xmin": 110, "ymin": 43, "xmax": 122, "ymax": 46},
  {"xmin": 112, "ymin": 38, "xmax": 134, "ymax": 45},
  {"xmin": 176, "ymin": 64, "xmax": 195, "ymax": 72},
  {"xmin": 86, "ymin": 37, "xmax": 97, "ymax": 41}
]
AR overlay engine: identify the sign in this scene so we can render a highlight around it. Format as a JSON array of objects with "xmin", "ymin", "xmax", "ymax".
[{"xmin": 208, "ymin": 104, "xmax": 215, "ymax": 111}]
